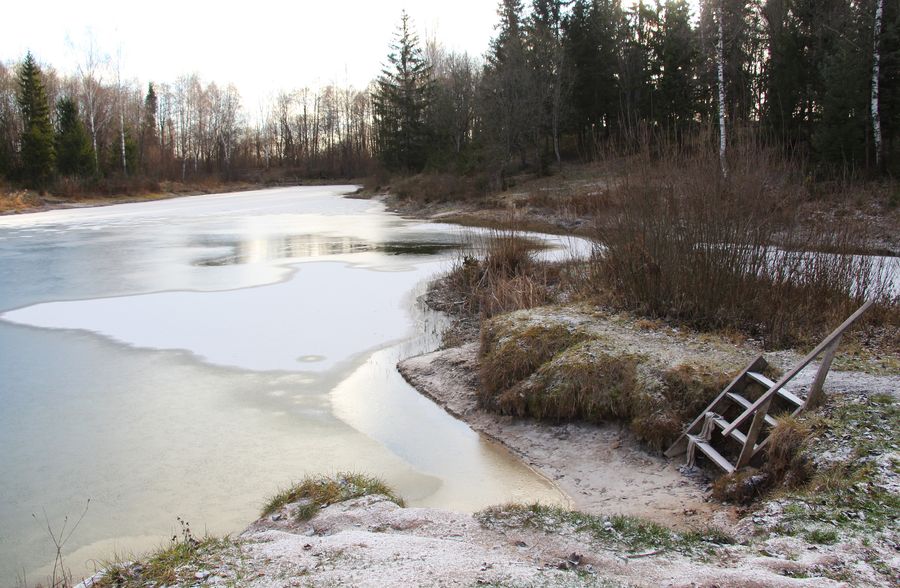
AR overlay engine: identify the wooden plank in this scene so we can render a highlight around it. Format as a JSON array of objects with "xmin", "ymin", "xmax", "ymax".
[
  {"xmin": 664, "ymin": 356, "xmax": 767, "ymax": 458},
  {"xmin": 727, "ymin": 392, "xmax": 777, "ymax": 427},
  {"xmin": 688, "ymin": 435, "xmax": 735, "ymax": 473},
  {"xmin": 805, "ymin": 335, "xmax": 841, "ymax": 409},
  {"xmin": 723, "ymin": 300, "xmax": 873, "ymax": 437},
  {"xmin": 747, "ymin": 372, "xmax": 805, "ymax": 407},
  {"xmin": 713, "ymin": 417, "xmax": 748, "ymax": 445},
  {"xmin": 736, "ymin": 397, "xmax": 773, "ymax": 469}
]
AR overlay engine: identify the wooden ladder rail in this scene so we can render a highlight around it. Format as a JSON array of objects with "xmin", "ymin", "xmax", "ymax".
[
  {"xmin": 664, "ymin": 356, "xmax": 767, "ymax": 458},
  {"xmin": 722, "ymin": 300, "xmax": 874, "ymax": 464}
]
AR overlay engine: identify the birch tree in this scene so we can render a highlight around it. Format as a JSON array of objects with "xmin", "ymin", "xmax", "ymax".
[
  {"xmin": 717, "ymin": 0, "xmax": 728, "ymax": 176},
  {"xmin": 871, "ymin": 0, "xmax": 884, "ymax": 170}
]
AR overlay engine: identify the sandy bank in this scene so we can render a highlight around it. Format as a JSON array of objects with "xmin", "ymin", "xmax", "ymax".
[{"xmin": 398, "ymin": 342, "xmax": 735, "ymax": 530}]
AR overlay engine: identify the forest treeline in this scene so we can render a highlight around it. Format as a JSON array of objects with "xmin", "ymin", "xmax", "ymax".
[{"xmin": 1, "ymin": 0, "xmax": 898, "ymax": 193}]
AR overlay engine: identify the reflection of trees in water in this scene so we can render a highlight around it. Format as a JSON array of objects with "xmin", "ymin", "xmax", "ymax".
[{"xmin": 193, "ymin": 234, "xmax": 458, "ymax": 266}]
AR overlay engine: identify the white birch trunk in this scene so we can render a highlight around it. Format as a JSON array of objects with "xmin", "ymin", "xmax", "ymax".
[
  {"xmin": 717, "ymin": 2, "xmax": 727, "ymax": 177},
  {"xmin": 871, "ymin": 0, "xmax": 884, "ymax": 170}
]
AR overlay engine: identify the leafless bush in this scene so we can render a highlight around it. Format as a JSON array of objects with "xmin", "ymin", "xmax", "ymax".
[{"xmin": 589, "ymin": 140, "xmax": 897, "ymax": 348}]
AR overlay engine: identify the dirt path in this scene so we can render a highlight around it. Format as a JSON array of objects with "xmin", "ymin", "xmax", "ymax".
[{"xmin": 398, "ymin": 343, "xmax": 736, "ymax": 530}]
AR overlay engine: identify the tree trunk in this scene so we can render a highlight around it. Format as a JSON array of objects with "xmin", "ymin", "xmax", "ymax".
[
  {"xmin": 872, "ymin": 0, "xmax": 884, "ymax": 171},
  {"xmin": 717, "ymin": 1, "xmax": 727, "ymax": 177}
]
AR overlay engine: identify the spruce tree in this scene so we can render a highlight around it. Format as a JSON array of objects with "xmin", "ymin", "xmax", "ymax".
[
  {"xmin": 373, "ymin": 11, "xmax": 434, "ymax": 172},
  {"xmin": 55, "ymin": 96, "xmax": 95, "ymax": 177},
  {"xmin": 17, "ymin": 52, "xmax": 55, "ymax": 188},
  {"xmin": 140, "ymin": 82, "xmax": 159, "ymax": 173}
]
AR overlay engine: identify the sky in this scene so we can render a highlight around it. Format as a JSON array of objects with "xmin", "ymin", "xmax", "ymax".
[{"xmin": 1, "ymin": 0, "xmax": 500, "ymax": 109}]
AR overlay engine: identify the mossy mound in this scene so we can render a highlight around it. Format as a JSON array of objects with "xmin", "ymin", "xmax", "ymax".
[{"xmin": 478, "ymin": 306, "xmax": 754, "ymax": 450}]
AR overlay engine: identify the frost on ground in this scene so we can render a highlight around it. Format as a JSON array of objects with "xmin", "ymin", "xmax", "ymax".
[
  {"xmin": 81, "ymin": 492, "xmax": 891, "ymax": 587},
  {"xmin": 78, "ymin": 305, "xmax": 898, "ymax": 587}
]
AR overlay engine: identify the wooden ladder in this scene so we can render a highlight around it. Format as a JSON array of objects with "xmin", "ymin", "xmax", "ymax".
[{"xmin": 665, "ymin": 300, "xmax": 873, "ymax": 473}]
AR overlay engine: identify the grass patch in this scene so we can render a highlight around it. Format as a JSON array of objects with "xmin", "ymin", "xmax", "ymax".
[
  {"xmin": 261, "ymin": 472, "xmax": 404, "ymax": 520},
  {"xmin": 478, "ymin": 319, "xmax": 588, "ymax": 409},
  {"xmin": 476, "ymin": 503, "xmax": 733, "ymax": 555},
  {"xmin": 94, "ymin": 520, "xmax": 237, "ymax": 587},
  {"xmin": 478, "ymin": 310, "xmax": 735, "ymax": 450},
  {"xmin": 500, "ymin": 342, "xmax": 641, "ymax": 422}
]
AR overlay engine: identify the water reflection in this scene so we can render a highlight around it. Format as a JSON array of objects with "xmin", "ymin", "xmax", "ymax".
[{"xmin": 191, "ymin": 233, "xmax": 459, "ymax": 267}]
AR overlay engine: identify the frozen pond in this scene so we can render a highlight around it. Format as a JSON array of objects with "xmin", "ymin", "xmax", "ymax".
[{"xmin": 0, "ymin": 186, "xmax": 570, "ymax": 585}]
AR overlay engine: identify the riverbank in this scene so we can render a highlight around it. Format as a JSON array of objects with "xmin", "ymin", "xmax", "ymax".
[{"xmin": 0, "ymin": 179, "xmax": 367, "ymax": 216}]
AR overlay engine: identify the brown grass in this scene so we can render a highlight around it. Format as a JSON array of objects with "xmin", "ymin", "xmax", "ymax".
[
  {"xmin": 442, "ymin": 231, "xmax": 559, "ymax": 319},
  {"xmin": 497, "ymin": 343, "xmax": 641, "ymax": 421},
  {"xmin": 478, "ymin": 320, "xmax": 587, "ymax": 410},
  {"xmin": 393, "ymin": 172, "xmax": 488, "ymax": 203},
  {"xmin": 586, "ymin": 140, "xmax": 897, "ymax": 349},
  {"xmin": 631, "ymin": 365, "xmax": 733, "ymax": 451}
]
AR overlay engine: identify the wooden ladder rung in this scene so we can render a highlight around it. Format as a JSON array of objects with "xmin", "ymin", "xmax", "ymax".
[
  {"xmin": 727, "ymin": 392, "xmax": 778, "ymax": 427},
  {"xmin": 712, "ymin": 417, "xmax": 748, "ymax": 445},
  {"xmin": 688, "ymin": 435, "xmax": 735, "ymax": 473},
  {"xmin": 746, "ymin": 371, "xmax": 804, "ymax": 406}
]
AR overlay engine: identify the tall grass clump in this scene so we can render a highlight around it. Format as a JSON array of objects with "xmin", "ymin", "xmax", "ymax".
[
  {"xmin": 591, "ymin": 139, "xmax": 897, "ymax": 348},
  {"xmin": 442, "ymin": 229, "xmax": 559, "ymax": 319},
  {"xmin": 262, "ymin": 472, "xmax": 404, "ymax": 521}
]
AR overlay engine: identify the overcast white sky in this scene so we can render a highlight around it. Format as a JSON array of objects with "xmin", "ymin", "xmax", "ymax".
[{"xmin": 1, "ymin": 0, "xmax": 499, "ymax": 108}]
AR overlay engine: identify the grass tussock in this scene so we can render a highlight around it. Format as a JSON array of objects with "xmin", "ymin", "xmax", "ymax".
[
  {"xmin": 93, "ymin": 520, "xmax": 235, "ymax": 588},
  {"xmin": 587, "ymin": 141, "xmax": 897, "ymax": 349},
  {"xmin": 476, "ymin": 502, "xmax": 734, "ymax": 555},
  {"xmin": 261, "ymin": 472, "xmax": 404, "ymax": 521},
  {"xmin": 442, "ymin": 230, "xmax": 560, "ymax": 319},
  {"xmin": 478, "ymin": 320, "xmax": 588, "ymax": 408},
  {"xmin": 498, "ymin": 343, "xmax": 641, "ymax": 422}
]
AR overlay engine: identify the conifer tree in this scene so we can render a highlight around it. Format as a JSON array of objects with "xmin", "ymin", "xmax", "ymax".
[
  {"xmin": 55, "ymin": 96, "xmax": 95, "ymax": 177},
  {"xmin": 17, "ymin": 52, "xmax": 55, "ymax": 188},
  {"xmin": 373, "ymin": 11, "xmax": 434, "ymax": 172},
  {"xmin": 141, "ymin": 82, "xmax": 159, "ymax": 172}
]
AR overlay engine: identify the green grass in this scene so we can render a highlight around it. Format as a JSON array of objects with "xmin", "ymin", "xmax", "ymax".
[
  {"xmin": 766, "ymin": 393, "xmax": 900, "ymax": 539},
  {"xmin": 475, "ymin": 503, "xmax": 734, "ymax": 556},
  {"xmin": 261, "ymin": 472, "xmax": 404, "ymax": 520},
  {"xmin": 94, "ymin": 537, "xmax": 237, "ymax": 587}
]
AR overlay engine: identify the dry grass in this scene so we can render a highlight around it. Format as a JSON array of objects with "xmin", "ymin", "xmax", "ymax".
[
  {"xmin": 478, "ymin": 320, "xmax": 587, "ymax": 410},
  {"xmin": 478, "ymin": 313, "xmax": 737, "ymax": 450},
  {"xmin": 0, "ymin": 187, "xmax": 42, "ymax": 213},
  {"xmin": 631, "ymin": 365, "xmax": 733, "ymax": 451},
  {"xmin": 586, "ymin": 140, "xmax": 897, "ymax": 349},
  {"xmin": 498, "ymin": 343, "xmax": 641, "ymax": 421},
  {"xmin": 442, "ymin": 231, "xmax": 560, "ymax": 319},
  {"xmin": 393, "ymin": 172, "xmax": 488, "ymax": 203}
]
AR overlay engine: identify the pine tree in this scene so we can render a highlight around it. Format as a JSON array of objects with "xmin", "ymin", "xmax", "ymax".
[
  {"xmin": 372, "ymin": 11, "xmax": 434, "ymax": 172},
  {"xmin": 55, "ymin": 96, "xmax": 95, "ymax": 177},
  {"xmin": 17, "ymin": 52, "xmax": 55, "ymax": 188}
]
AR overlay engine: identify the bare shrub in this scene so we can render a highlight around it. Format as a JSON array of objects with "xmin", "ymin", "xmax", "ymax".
[
  {"xmin": 590, "ymin": 140, "xmax": 896, "ymax": 348},
  {"xmin": 393, "ymin": 173, "xmax": 488, "ymax": 202}
]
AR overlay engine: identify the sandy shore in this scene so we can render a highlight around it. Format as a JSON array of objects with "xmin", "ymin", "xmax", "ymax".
[{"xmin": 397, "ymin": 342, "xmax": 736, "ymax": 530}]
